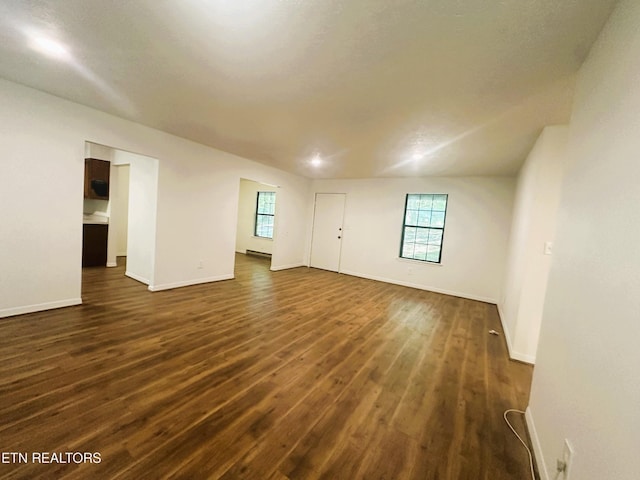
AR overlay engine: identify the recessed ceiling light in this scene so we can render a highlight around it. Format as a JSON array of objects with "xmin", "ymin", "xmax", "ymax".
[
  {"xmin": 311, "ymin": 155, "xmax": 322, "ymax": 167},
  {"xmin": 412, "ymin": 152, "xmax": 423, "ymax": 160},
  {"xmin": 30, "ymin": 36, "xmax": 71, "ymax": 61}
]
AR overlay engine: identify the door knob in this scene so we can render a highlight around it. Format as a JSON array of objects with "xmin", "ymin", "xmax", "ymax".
[{"xmin": 338, "ymin": 236, "xmax": 341, "ymax": 239}]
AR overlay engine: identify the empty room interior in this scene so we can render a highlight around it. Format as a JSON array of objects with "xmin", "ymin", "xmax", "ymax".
[{"xmin": 1, "ymin": 1, "xmax": 638, "ymax": 479}]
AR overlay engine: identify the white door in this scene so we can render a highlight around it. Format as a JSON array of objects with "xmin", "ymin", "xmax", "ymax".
[{"xmin": 310, "ymin": 193, "xmax": 346, "ymax": 272}]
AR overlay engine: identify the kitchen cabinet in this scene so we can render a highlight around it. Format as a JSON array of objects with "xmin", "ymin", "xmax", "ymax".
[
  {"xmin": 82, "ymin": 223, "xmax": 108, "ymax": 267},
  {"xmin": 84, "ymin": 158, "xmax": 110, "ymax": 199}
]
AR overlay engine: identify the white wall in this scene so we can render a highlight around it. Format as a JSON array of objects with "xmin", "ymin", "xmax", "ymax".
[
  {"xmin": 499, "ymin": 126, "xmax": 568, "ymax": 363},
  {"xmin": 113, "ymin": 150, "xmax": 158, "ymax": 285},
  {"xmin": 235, "ymin": 179, "xmax": 277, "ymax": 255},
  {"xmin": 0, "ymin": 93, "xmax": 83, "ymax": 316},
  {"xmin": 527, "ymin": 1, "xmax": 640, "ymax": 479},
  {"xmin": 0, "ymin": 78, "xmax": 311, "ymax": 316},
  {"xmin": 113, "ymin": 165, "xmax": 129, "ymax": 257},
  {"xmin": 310, "ymin": 176, "xmax": 515, "ymax": 303}
]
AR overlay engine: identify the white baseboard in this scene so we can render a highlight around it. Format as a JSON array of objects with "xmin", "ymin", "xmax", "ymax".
[
  {"xmin": 0, "ymin": 298, "xmax": 82, "ymax": 318},
  {"xmin": 149, "ymin": 274, "xmax": 234, "ymax": 292},
  {"xmin": 338, "ymin": 269, "xmax": 497, "ymax": 304},
  {"xmin": 496, "ymin": 304, "xmax": 536, "ymax": 364},
  {"xmin": 106, "ymin": 262, "xmax": 118, "ymax": 267},
  {"xmin": 512, "ymin": 351, "xmax": 536, "ymax": 364},
  {"xmin": 497, "ymin": 303, "xmax": 516, "ymax": 354},
  {"xmin": 525, "ymin": 406, "xmax": 549, "ymax": 480},
  {"xmin": 125, "ymin": 270, "xmax": 149, "ymax": 285},
  {"xmin": 270, "ymin": 262, "xmax": 306, "ymax": 272}
]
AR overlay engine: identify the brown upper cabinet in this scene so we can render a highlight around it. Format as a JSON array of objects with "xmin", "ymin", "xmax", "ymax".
[{"xmin": 84, "ymin": 158, "xmax": 110, "ymax": 200}]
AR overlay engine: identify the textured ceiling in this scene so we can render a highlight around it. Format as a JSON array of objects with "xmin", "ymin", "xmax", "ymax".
[{"xmin": 0, "ymin": 0, "xmax": 617, "ymax": 178}]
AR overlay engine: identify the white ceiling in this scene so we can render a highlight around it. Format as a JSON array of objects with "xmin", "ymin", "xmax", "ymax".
[{"xmin": 0, "ymin": 0, "xmax": 617, "ymax": 178}]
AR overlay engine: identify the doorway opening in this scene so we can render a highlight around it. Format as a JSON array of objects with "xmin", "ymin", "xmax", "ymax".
[
  {"xmin": 234, "ymin": 178, "xmax": 278, "ymax": 272},
  {"xmin": 81, "ymin": 141, "xmax": 159, "ymax": 291}
]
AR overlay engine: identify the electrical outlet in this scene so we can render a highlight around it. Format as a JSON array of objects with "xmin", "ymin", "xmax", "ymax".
[
  {"xmin": 544, "ymin": 241, "xmax": 553, "ymax": 255},
  {"xmin": 560, "ymin": 439, "xmax": 573, "ymax": 479}
]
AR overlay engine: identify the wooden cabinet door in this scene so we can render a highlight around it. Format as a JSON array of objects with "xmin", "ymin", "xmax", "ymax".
[
  {"xmin": 84, "ymin": 158, "xmax": 110, "ymax": 199},
  {"xmin": 82, "ymin": 224, "xmax": 108, "ymax": 267}
]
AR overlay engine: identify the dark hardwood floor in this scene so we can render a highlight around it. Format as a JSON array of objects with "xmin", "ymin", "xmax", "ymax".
[{"xmin": 0, "ymin": 254, "xmax": 534, "ymax": 479}]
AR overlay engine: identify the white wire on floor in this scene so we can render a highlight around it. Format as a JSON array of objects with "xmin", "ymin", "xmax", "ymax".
[{"xmin": 504, "ymin": 408, "xmax": 535, "ymax": 480}]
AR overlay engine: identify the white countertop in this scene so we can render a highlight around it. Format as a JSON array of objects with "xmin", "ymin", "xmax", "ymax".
[{"xmin": 83, "ymin": 214, "xmax": 109, "ymax": 225}]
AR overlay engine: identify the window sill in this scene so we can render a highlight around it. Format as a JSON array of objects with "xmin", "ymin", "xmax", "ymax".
[
  {"xmin": 396, "ymin": 257, "xmax": 443, "ymax": 267},
  {"xmin": 252, "ymin": 236, "xmax": 273, "ymax": 241}
]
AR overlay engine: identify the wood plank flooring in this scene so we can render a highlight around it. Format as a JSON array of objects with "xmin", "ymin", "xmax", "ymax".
[{"xmin": 0, "ymin": 254, "xmax": 534, "ymax": 479}]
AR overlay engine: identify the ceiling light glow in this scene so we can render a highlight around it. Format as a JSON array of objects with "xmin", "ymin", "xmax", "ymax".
[
  {"xmin": 30, "ymin": 36, "xmax": 71, "ymax": 61},
  {"xmin": 311, "ymin": 155, "xmax": 322, "ymax": 167}
]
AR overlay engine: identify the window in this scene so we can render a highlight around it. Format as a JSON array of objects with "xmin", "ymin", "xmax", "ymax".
[
  {"xmin": 400, "ymin": 193, "xmax": 448, "ymax": 263},
  {"xmin": 255, "ymin": 191, "xmax": 276, "ymax": 238}
]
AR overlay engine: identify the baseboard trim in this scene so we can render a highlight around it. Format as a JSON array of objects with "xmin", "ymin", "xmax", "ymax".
[
  {"xmin": 525, "ymin": 406, "xmax": 549, "ymax": 480},
  {"xmin": 0, "ymin": 298, "xmax": 82, "ymax": 318},
  {"xmin": 511, "ymin": 351, "xmax": 536, "ymax": 364},
  {"xmin": 338, "ymin": 269, "xmax": 497, "ymax": 304},
  {"xmin": 106, "ymin": 262, "xmax": 118, "ymax": 268},
  {"xmin": 270, "ymin": 262, "xmax": 306, "ymax": 272},
  {"xmin": 149, "ymin": 274, "xmax": 234, "ymax": 292},
  {"xmin": 497, "ymin": 303, "xmax": 516, "ymax": 355},
  {"xmin": 496, "ymin": 304, "xmax": 536, "ymax": 364},
  {"xmin": 125, "ymin": 270, "xmax": 150, "ymax": 286}
]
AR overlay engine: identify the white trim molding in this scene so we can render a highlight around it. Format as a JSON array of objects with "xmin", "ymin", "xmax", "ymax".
[
  {"xmin": 148, "ymin": 274, "xmax": 234, "ymax": 292},
  {"xmin": 125, "ymin": 270, "xmax": 150, "ymax": 286},
  {"xmin": 0, "ymin": 298, "xmax": 82, "ymax": 319},
  {"xmin": 496, "ymin": 304, "xmax": 536, "ymax": 364},
  {"xmin": 270, "ymin": 263, "xmax": 306, "ymax": 272},
  {"xmin": 525, "ymin": 406, "xmax": 549, "ymax": 480}
]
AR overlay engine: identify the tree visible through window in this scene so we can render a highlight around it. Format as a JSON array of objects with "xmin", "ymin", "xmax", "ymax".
[
  {"xmin": 255, "ymin": 191, "xmax": 275, "ymax": 238},
  {"xmin": 400, "ymin": 193, "xmax": 448, "ymax": 263}
]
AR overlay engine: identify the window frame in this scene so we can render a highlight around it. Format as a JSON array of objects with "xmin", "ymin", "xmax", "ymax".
[
  {"xmin": 254, "ymin": 191, "xmax": 276, "ymax": 239},
  {"xmin": 399, "ymin": 193, "xmax": 448, "ymax": 264}
]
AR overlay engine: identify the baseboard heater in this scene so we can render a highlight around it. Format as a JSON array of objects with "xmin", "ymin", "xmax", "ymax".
[{"xmin": 246, "ymin": 250, "xmax": 272, "ymax": 258}]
